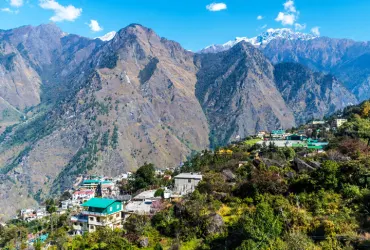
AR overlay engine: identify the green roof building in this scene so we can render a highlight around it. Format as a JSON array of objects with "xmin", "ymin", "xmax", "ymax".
[{"xmin": 81, "ymin": 198, "xmax": 123, "ymax": 232}]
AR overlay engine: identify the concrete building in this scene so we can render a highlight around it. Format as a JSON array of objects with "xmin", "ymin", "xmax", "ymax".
[
  {"xmin": 334, "ymin": 119, "xmax": 348, "ymax": 128},
  {"xmin": 81, "ymin": 198, "xmax": 123, "ymax": 232},
  {"xmin": 80, "ymin": 179, "xmax": 101, "ymax": 190},
  {"xmin": 312, "ymin": 120, "xmax": 326, "ymax": 125},
  {"xmin": 72, "ymin": 190, "xmax": 95, "ymax": 201},
  {"xmin": 71, "ymin": 215, "xmax": 89, "ymax": 235},
  {"xmin": 173, "ymin": 173, "xmax": 202, "ymax": 196}
]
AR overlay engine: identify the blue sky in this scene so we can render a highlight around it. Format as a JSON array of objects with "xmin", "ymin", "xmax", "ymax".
[{"xmin": 1, "ymin": 0, "xmax": 370, "ymax": 51}]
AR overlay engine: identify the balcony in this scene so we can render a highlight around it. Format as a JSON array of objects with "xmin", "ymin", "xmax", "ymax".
[{"xmin": 81, "ymin": 211, "xmax": 107, "ymax": 216}]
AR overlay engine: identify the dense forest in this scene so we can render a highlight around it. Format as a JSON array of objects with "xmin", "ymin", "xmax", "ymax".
[{"xmin": 3, "ymin": 101, "xmax": 370, "ymax": 249}]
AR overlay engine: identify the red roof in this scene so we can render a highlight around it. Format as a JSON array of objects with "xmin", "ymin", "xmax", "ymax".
[{"xmin": 73, "ymin": 190, "xmax": 95, "ymax": 195}]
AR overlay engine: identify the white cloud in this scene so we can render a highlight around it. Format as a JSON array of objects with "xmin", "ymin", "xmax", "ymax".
[
  {"xmin": 10, "ymin": 0, "xmax": 23, "ymax": 7},
  {"xmin": 1, "ymin": 7, "xmax": 19, "ymax": 13},
  {"xmin": 275, "ymin": 12, "xmax": 296, "ymax": 25},
  {"xmin": 295, "ymin": 23, "xmax": 306, "ymax": 31},
  {"xmin": 261, "ymin": 24, "xmax": 267, "ymax": 29},
  {"xmin": 206, "ymin": 2, "xmax": 227, "ymax": 12},
  {"xmin": 257, "ymin": 15, "xmax": 264, "ymax": 20},
  {"xmin": 275, "ymin": 0, "xmax": 299, "ymax": 26},
  {"xmin": 311, "ymin": 26, "xmax": 320, "ymax": 36},
  {"xmin": 283, "ymin": 0, "xmax": 296, "ymax": 13},
  {"xmin": 39, "ymin": 0, "xmax": 82, "ymax": 22},
  {"xmin": 89, "ymin": 20, "xmax": 103, "ymax": 32}
]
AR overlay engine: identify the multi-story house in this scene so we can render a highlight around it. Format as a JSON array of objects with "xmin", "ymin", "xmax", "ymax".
[
  {"xmin": 173, "ymin": 173, "xmax": 202, "ymax": 196},
  {"xmin": 71, "ymin": 214, "xmax": 89, "ymax": 235},
  {"xmin": 72, "ymin": 190, "xmax": 95, "ymax": 202},
  {"xmin": 81, "ymin": 198, "xmax": 123, "ymax": 232}
]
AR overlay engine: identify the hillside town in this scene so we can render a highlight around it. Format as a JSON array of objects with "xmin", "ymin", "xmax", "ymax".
[{"xmin": 12, "ymin": 168, "xmax": 203, "ymax": 246}]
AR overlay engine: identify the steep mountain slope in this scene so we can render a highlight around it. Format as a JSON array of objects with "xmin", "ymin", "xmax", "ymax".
[
  {"xmin": 263, "ymin": 37, "xmax": 370, "ymax": 101},
  {"xmin": 274, "ymin": 63, "xmax": 357, "ymax": 124},
  {"xmin": 0, "ymin": 24, "xmax": 103, "ymax": 129},
  {"xmin": 0, "ymin": 24, "xmax": 210, "ymax": 217},
  {"xmin": 195, "ymin": 42, "xmax": 296, "ymax": 147},
  {"xmin": 200, "ymin": 28, "xmax": 318, "ymax": 54}
]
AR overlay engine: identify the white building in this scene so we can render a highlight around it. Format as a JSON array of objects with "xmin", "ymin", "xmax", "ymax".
[
  {"xmin": 173, "ymin": 173, "xmax": 202, "ymax": 196},
  {"xmin": 335, "ymin": 119, "xmax": 348, "ymax": 128},
  {"xmin": 72, "ymin": 190, "xmax": 95, "ymax": 201}
]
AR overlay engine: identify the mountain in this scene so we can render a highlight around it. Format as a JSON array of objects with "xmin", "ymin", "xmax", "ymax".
[
  {"xmin": 199, "ymin": 28, "xmax": 318, "ymax": 54},
  {"xmin": 0, "ymin": 23, "xmax": 103, "ymax": 131},
  {"xmin": 0, "ymin": 24, "xmax": 209, "ymax": 218},
  {"xmin": 195, "ymin": 42, "xmax": 295, "ymax": 147},
  {"xmin": 0, "ymin": 24, "xmax": 358, "ymax": 218},
  {"xmin": 263, "ymin": 37, "xmax": 370, "ymax": 101},
  {"xmin": 96, "ymin": 31, "xmax": 117, "ymax": 41},
  {"xmin": 274, "ymin": 63, "xmax": 357, "ymax": 124}
]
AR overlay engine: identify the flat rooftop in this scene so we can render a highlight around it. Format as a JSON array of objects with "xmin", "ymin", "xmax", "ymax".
[
  {"xmin": 133, "ymin": 190, "xmax": 156, "ymax": 200},
  {"xmin": 174, "ymin": 173, "xmax": 202, "ymax": 179},
  {"xmin": 124, "ymin": 201, "xmax": 152, "ymax": 215}
]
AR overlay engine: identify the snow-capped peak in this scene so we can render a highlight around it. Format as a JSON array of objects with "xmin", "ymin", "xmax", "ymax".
[
  {"xmin": 199, "ymin": 28, "xmax": 319, "ymax": 54},
  {"xmin": 96, "ymin": 31, "xmax": 116, "ymax": 42}
]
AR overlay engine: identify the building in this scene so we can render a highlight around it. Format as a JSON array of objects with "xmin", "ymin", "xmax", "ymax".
[
  {"xmin": 60, "ymin": 199, "xmax": 80, "ymax": 210},
  {"xmin": 98, "ymin": 181, "xmax": 117, "ymax": 197},
  {"xmin": 80, "ymin": 179, "xmax": 101, "ymax": 190},
  {"xmin": 312, "ymin": 120, "xmax": 326, "ymax": 125},
  {"xmin": 81, "ymin": 198, "xmax": 123, "ymax": 232},
  {"xmin": 72, "ymin": 190, "xmax": 95, "ymax": 201},
  {"xmin": 124, "ymin": 190, "xmax": 163, "ymax": 215},
  {"xmin": 270, "ymin": 129, "xmax": 287, "ymax": 139},
  {"xmin": 334, "ymin": 119, "xmax": 348, "ymax": 128},
  {"xmin": 286, "ymin": 134, "xmax": 307, "ymax": 141},
  {"xmin": 256, "ymin": 131, "xmax": 267, "ymax": 139},
  {"xmin": 71, "ymin": 214, "xmax": 89, "ymax": 235},
  {"xmin": 173, "ymin": 173, "xmax": 202, "ymax": 196}
]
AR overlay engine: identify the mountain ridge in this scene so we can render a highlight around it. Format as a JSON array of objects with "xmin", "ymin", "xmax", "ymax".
[{"xmin": 199, "ymin": 28, "xmax": 319, "ymax": 54}]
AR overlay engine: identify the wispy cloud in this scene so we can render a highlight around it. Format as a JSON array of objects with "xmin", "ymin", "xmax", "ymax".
[
  {"xmin": 257, "ymin": 15, "xmax": 264, "ymax": 20},
  {"xmin": 206, "ymin": 2, "xmax": 227, "ymax": 12},
  {"xmin": 88, "ymin": 20, "xmax": 103, "ymax": 32},
  {"xmin": 283, "ymin": 0, "xmax": 296, "ymax": 13},
  {"xmin": 275, "ymin": 0, "xmax": 299, "ymax": 26},
  {"xmin": 1, "ymin": 7, "xmax": 19, "ymax": 14},
  {"xmin": 295, "ymin": 23, "xmax": 306, "ymax": 31},
  {"xmin": 39, "ymin": 0, "xmax": 82, "ymax": 22},
  {"xmin": 10, "ymin": 0, "xmax": 23, "ymax": 7},
  {"xmin": 311, "ymin": 26, "xmax": 320, "ymax": 36}
]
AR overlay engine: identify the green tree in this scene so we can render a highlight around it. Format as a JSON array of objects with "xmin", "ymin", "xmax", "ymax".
[
  {"xmin": 238, "ymin": 202, "xmax": 283, "ymax": 248},
  {"xmin": 311, "ymin": 161, "xmax": 339, "ymax": 190},
  {"xmin": 340, "ymin": 117, "xmax": 370, "ymax": 146},
  {"xmin": 130, "ymin": 163, "xmax": 157, "ymax": 191}
]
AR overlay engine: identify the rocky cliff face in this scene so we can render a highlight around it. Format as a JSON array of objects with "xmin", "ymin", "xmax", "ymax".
[
  {"xmin": 195, "ymin": 42, "xmax": 295, "ymax": 147},
  {"xmin": 274, "ymin": 63, "xmax": 357, "ymax": 124},
  {"xmin": 0, "ymin": 24, "xmax": 359, "ymax": 218}
]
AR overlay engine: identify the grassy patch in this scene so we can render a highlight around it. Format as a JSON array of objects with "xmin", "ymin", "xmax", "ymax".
[{"xmin": 243, "ymin": 138, "xmax": 261, "ymax": 146}]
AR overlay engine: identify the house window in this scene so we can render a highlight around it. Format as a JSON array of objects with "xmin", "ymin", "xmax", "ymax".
[
  {"xmin": 89, "ymin": 217, "xmax": 94, "ymax": 221},
  {"xmin": 116, "ymin": 213, "xmax": 120, "ymax": 218},
  {"xmin": 110, "ymin": 207, "xmax": 113, "ymax": 212},
  {"xmin": 188, "ymin": 179, "xmax": 191, "ymax": 183},
  {"xmin": 90, "ymin": 225, "xmax": 94, "ymax": 229},
  {"xmin": 117, "ymin": 204, "xmax": 120, "ymax": 209}
]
